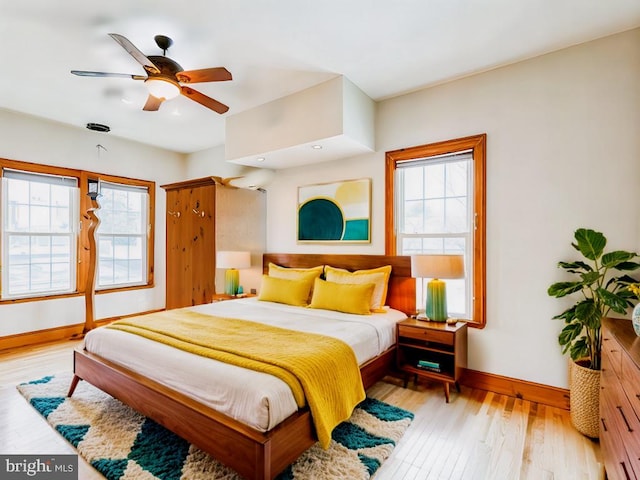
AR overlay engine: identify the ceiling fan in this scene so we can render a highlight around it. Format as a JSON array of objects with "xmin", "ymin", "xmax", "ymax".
[{"xmin": 71, "ymin": 33, "xmax": 232, "ymax": 114}]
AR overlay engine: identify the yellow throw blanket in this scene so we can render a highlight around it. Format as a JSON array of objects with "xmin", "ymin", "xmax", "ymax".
[{"xmin": 106, "ymin": 309, "xmax": 366, "ymax": 448}]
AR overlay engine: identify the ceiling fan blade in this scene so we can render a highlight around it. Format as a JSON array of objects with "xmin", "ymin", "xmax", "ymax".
[
  {"xmin": 181, "ymin": 86, "xmax": 229, "ymax": 114},
  {"xmin": 176, "ymin": 67, "xmax": 232, "ymax": 84},
  {"xmin": 142, "ymin": 94, "xmax": 164, "ymax": 111},
  {"xmin": 71, "ymin": 70, "xmax": 146, "ymax": 80},
  {"xmin": 109, "ymin": 33, "xmax": 160, "ymax": 74}
]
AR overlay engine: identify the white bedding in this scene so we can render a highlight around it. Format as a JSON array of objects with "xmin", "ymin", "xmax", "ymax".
[{"xmin": 83, "ymin": 297, "xmax": 406, "ymax": 432}]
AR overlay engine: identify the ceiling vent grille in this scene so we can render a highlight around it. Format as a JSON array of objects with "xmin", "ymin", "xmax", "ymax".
[{"xmin": 86, "ymin": 123, "xmax": 110, "ymax": 133}]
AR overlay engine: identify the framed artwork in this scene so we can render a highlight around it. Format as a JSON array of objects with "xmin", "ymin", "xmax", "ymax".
[{"xmin": 297, "ymin": 178, "xmax": 371, "ymax": 243}]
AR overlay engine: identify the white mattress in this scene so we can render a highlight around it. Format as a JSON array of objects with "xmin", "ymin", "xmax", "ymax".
[{"xmin": 83, "ymin": 297, "xmax": 406, "ymax": 432}]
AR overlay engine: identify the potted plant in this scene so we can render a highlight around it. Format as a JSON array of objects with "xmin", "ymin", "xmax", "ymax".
[{"xmin": 547, "ymin": 228, "xmax": 639, "ymax": 438}]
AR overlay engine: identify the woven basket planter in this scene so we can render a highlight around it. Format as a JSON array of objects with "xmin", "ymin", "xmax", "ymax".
[{"xmin": 569, "ymin": 359, "xmax": 600, "ymax": 438}]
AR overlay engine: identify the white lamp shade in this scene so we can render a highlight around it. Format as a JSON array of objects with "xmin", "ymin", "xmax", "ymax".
[
  {"xmin": 216, "ymin": 251, "xmax": 251, "ymax": 269},
  {"xmin": 411, "ymin": 254, "xmax": 464, "ymax": 279}
]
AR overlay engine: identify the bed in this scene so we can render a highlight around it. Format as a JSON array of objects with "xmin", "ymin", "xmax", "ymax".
[{"xmin": 68, "ymin": 253, "xmax": 415, "ymax": 480}]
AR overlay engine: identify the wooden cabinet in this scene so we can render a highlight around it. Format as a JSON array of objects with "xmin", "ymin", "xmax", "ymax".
[
  {"xmin": 396, "ymin": 318, "xmax": 467, "ymax": 402},
  {"xmin": 161, "ymin": 177, "xmax": 266, "ymax": 310},
  {"xmin": 162, "ymin": 177, "xmax": 217, "ymax": 309},
  {"xmin": 601, "ymin": 318, "xmax": 640, "ymax": 480}
]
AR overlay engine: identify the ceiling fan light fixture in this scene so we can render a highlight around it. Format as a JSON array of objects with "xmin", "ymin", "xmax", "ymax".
[
  {"xmin": 145, "ymin": 78, "xmax": 180, "ymax": 100},
  {"xmin": 73, "ymin": 34, "xmax": 231, "ymax": 114}
]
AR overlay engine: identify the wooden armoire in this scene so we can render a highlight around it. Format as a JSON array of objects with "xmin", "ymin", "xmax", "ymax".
[
  {"xmin": 161, "ymin": 177, "xmax": 217, "ymax": 309},
  {"xmin": 161, "ymin": 176, "xmax": 266, "ymax": 310}
]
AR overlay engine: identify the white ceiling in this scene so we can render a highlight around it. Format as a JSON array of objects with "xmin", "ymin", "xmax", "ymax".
[{"xmin": 1, "ymin": 0, "xmax": 639, "ymax": 157}]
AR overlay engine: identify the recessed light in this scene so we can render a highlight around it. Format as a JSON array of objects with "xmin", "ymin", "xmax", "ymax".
[
  {"xmin": 311, "ymin": 144, "xmax": 323, "ymax": 150},
  {"xmin": 256, "ymin": 157, "xmax": 265, "ymax": 162}
]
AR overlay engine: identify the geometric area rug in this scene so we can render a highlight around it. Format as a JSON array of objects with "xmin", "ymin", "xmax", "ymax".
[{"xmin": 17, "ymin": 374, "xmax": 414, "ymax": 480}]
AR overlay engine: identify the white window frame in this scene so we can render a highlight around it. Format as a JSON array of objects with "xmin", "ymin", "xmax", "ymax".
[
  {"xmin": 95, "ymin": 180, "xmax": 149, "ymax": 289},
  {"xmin": 1, "ymin": 169, "xmax": 79, "ymax": 299},
  {"xmin": 395, "ymin": 152, "xmax": 474, "ymax": 318}
]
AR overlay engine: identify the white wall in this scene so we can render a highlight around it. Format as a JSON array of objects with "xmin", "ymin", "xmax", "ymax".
[
  {"xmin": 264, "ymin": 28, "xmax": 640, "ymax": 388},
  {"xmin": 0, "ymin": 110, "xmax": 186, "ymax": 336},
  {"xmin": 186, "ymin": 145, "xmax": 246, "ymax": 180},
  {"xmin": 215, "ymin": 187, "xmax": 267, "ymax": 294}
]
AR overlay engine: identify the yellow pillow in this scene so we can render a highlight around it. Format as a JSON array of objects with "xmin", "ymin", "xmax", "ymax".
[
  {"xmin": 324, "ymin": 265, "xmax": 392, "ymax": 313},
  {"xmin": 308, "ymin": 278, "xmax": 375, "ymax": 315},
  {"xmin": 268, "ymin": 262, "xmax": 323, "ymax": 280},
  {"xmin": 268, "ymin": 263, "xmax": 324, "ymax": 300},
  {"xmin": 258, "ymin": 275, "xmax": 312, "ymax": 307}
]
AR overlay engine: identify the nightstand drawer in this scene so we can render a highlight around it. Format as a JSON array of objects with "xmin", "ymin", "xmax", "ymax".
[
  {"xmin": 396, "ymin": 319, "xmax": 467, "ymax": 403},
  {"xmin": 398, "ymin": 325, "xmax": 454, "ymax": 346}
]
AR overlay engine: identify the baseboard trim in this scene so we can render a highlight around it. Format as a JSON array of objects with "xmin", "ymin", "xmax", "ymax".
[
  {"xmin": 0, "ymin": 309, "xmax": 164, "ymax": 352},
  {"xmin": 460, "ymin": 368, "xmax": 570, "ymax": 410}
]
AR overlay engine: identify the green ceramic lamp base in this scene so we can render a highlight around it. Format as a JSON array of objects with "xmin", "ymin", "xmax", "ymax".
[
  {"xmin": 426, "ymin": 278, "xmax": 448, "ymax": 322},
  {"xmin": 224, "ymin": 269, "xmax": 239, "ymax": 296}
]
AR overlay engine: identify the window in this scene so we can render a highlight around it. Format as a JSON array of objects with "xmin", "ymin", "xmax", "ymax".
[
  {"xmin": 397, "ymin": 153, "xmax": 472, "ymax": 317},
  {"xmin": 1, "ymin": 169, "xmax": 79, "ymax": 299},
  {"xmin": 95, "ymin": 181, "xmax": 149, "ymax": 288},
  {"xmin": 0, "ymin": 159, "xmax": 156, "ymax": 303},
  {"xmin": 386, "ymin": 134, "xmax": 486, "ymax": 327}
]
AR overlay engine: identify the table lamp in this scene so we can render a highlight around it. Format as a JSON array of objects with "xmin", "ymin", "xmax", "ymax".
[
  {"xmin": 411, "ymin": 254, "xmax": 465, "ymax": 321},
  {"xmin": 216, "ymin": 251, "xmax": 251, "ymax": 295}
]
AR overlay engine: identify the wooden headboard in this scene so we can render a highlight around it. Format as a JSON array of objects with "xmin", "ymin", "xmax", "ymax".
[{"xmin": 263, "ymin": 253, "xmax": 416, "ymax": 315}]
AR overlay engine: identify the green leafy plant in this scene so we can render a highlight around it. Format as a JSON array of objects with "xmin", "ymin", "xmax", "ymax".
[{"xmin": 547, "ymin": 228, "xmax": 639, "ymax": 370}]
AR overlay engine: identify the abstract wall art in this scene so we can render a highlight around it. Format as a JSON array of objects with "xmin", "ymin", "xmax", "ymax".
[{"xmin": 297, "ymin": 178, "xmax": 371, "ymax": 243}]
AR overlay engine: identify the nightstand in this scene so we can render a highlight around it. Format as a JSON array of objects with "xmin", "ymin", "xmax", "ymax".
[
  {"xmin": 396, "ymin": 318, "xmax": 468, "ymax": 402},
  {"xmin": 211, "ymin": 293, "xmax": 256, "ymax": 302}
]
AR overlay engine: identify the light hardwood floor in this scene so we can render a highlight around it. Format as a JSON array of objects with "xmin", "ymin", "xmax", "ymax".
[{"xmin": 1, "ymin": 340, "xmax": 604, "ymax": 480}]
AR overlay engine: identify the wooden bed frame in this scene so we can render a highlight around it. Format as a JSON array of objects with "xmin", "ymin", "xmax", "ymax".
[{"xmin": 68, "ymin": 253, "xmax": 415, "ymax": 480}]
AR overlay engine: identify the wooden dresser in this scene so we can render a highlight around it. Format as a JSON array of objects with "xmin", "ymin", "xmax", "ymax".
[{"xmin": 601, "ymin": 317, "xmax": 640, "ymax": 479}]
